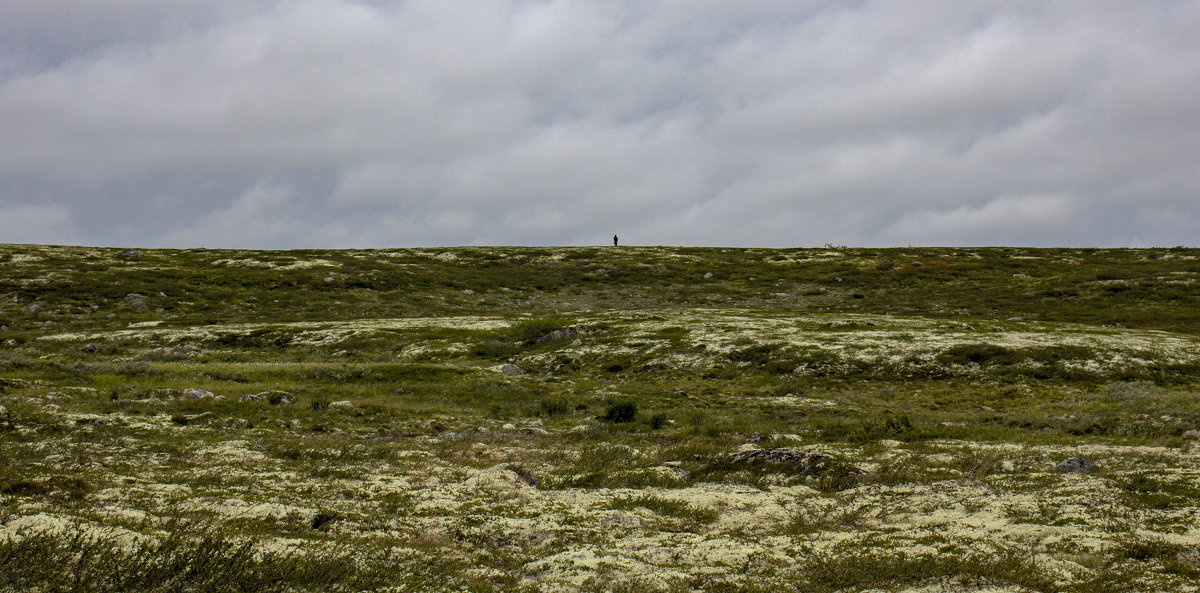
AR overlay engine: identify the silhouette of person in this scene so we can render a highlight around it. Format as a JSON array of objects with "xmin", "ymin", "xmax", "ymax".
[{"xmin": 613, "ymin": 235, "xmax": 619, "ymax": 246}]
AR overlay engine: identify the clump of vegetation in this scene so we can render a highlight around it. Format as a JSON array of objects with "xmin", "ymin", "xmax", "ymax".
[
  {"xmin": 539, "ymin": 396, "xmax": 572, "ymax": 416},
  {"xmin": 937, "ymin": 343, "xmax": 1020, "ymax": 366},
  {"xmin": 603, "ymin": 399, "xmax": 638, "ymax": 423},
  {"xmin": 508, "ymin": 315, "xmax": 573, "ymax": 345},
  {"xmin": 0, "ymin": 529, "xmax": 420, "ymax": 592},
  {"xmin": 607, "ymin": 495, "xmax": 718, "ymax": 524}
]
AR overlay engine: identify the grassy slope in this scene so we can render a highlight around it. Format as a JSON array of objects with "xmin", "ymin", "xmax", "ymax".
[
  {"xmin": 1, "ymin": 244, "xmax": 1199, "ymax": 592},
  {"xmin": 2, "ymin": 244, "xmax": 1199, "ymax": 331}
]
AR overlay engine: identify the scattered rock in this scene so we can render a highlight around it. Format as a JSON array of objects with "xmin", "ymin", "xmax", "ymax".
[
  {"xmin": 1055, "ymin": 456, "xmax": 1094, "ymax": 473},
  {"xmin": 1182, "ymin": 429, "xmax": 1200, "ymax": 439},
  {"xmin": 242, "ymin": 390, "xmax": 293, "ymax": 404},
  {"xmin": 124, "ymin": 294, "xmax": 148, "ymax": 310},
  {"xmin": 536, "ymin": 326, "xmax": 582, "ymax": 344},
  {"xmin": 28, "ymin": 303, "xmax": 45, "ymax": 314},
  {"xmin": 746, "ymin": 432, "xmax": 770, "ymax": 444},
  {"xmin": 119, "ymin": 249, "xmax": 141, "ymax": 258},
  {"xmin": 498, "ymin": 364, "xmax": 526, "ymax": 375},
  {"xmin": 703, "ymin": 272, "xmax": 714, "ymax": 279},
  {"xmin": 462, "ymin": 289, "xmax": 474, "ymax": 294},
  {"xmin": 0, "ymin": 325, "xmax": 7, "ymax": 331},
  {"xmin": 0, "ymin": 405, "xmax": 8, "ymax": 419},
  {"xmin": 80, "ymin": 343, "xmax": 99, "ymax": 354},
  {"xmin": 437, "ymin": 431, "xmax": 466, "ymax": 439},
  {"xmin": 570, "ymin": 338, "xmax": 582, "ymax": 346},
  {"xmin": 327, "ymin": 400, "xmax": 353, "ymax": 410},
  {"xmin": 730, "ymin": 448, "xmax": 865, "ymax": 478},
  {"xmin": 323, "ymin": 277, "xmax": 334, "ymax": 283},
  {"xmin": 523, "ymin": 426, "xmax": 549, "ymax": 435},
  {"xmin": 501, "ymin": 423, "xmax": 516, "ymax": 430},
  {"xmin": 183, "ymin": 388, "xmax": 216, "ymax": 399},
  {"xmin": 1012, "ymin": 273, "xmax": 1030, "ymax": 278}
]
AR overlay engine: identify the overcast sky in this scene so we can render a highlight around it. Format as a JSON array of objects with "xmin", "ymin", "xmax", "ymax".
[{"xmin": 2, "ymin": 1, "xmax": 1198, "ymax": 248}]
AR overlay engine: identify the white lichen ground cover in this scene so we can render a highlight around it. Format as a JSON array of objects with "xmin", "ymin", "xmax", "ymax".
[
  {"xmin": 6, "ymin": 310, "xmax": 1200, "ymax": 591},
  {"xmin": 4, "ymin": 405, "xmax": 1200, "ymax": 592},
  {"xmin": 5, "ymin": 244, "xmax": 1200, "ymax": 591}
]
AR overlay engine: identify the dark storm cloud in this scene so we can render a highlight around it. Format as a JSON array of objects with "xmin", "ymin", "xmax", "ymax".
[{"xmin": 1, "ymin": 0, "xmax": 1198, "ymax": 247}]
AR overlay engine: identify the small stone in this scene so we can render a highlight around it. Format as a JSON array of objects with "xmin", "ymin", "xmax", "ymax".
[
  {"xmin": 0, "ymin": 405, "xmax": 8, "ymax": 418},
  {"xmin": 569, "ymin": 338, "xmax": 582, "ymax": 346},
  {"xmin": 746, "ymin": 432, "xmax": 770, "ymax": 444},
  {"xmin": 327, "ymin": 400, "xmax": 353, "ymax": 410},
  {"xmin": 125, "ymin": 294, "xmax": 148, "ymax": 310},
  {"xmin": 183, "ymin": 388, "xmax": 215, "ymax": 399},
  {"xmin": 703, "ymin": 272, "xmax": 713, "ymax": 279},
  {"xmin": 240, "ymin": 393, "xmax": 265, "ymax": 403},
  {"xmin": 462, "ymin": 289, "xmax": 474, "ymax": 294},
  {"xmin": 498, "ymin": 364, "xmax": 525, "ymax": 375},
  {"xmin": 323, "ymin": 277, "xmax": 334, "ymax": 283},
  {"xmin": 1012, "ymin": 273, "xmax": 1030, "ymax": 278},
  {"xmin": 28, "ymin": 304, "xmax": 43, "ymax": 313},
  {"xmin": 1055, "ymin": 456, "xmax": 1094, "ymax": 473},
  {"xmin": 501, "ymin": 423, "xmax": 516, "ymax": 430},
  {"xmin": 0, "ymin": 325, "xmax": 7, "ymax": 331},
  {"xmin": 1183, "ymin": 429, "xmax": 1200, "ymax": 439},
  {"xmin": 119, "ymin": 249, "xmax": 141, "ymax": 258},
  {"xmin": 81, "ymin": 343, "xmax": 99, "ymax": 353},
  {"xmin": 523, "ymin": 427, "xmax": 549, "ymax": 435}
]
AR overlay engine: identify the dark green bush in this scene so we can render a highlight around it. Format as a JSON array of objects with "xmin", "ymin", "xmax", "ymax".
[
  {"xmin": 937, "ymin": 344, "xmax": 1019, "ymax": 366},
  {"xmin": 539, "ymin": 396, "xmax": 571, "ymax": 416},
  {"xmin": 603, "ymin": 400, "xmax": 638, "ymax": 423}
]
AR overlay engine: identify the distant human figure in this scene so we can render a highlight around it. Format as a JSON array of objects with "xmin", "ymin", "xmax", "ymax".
[{"xmin": 613, "ymin": 235, "xmax": 619, "ymax": 246}]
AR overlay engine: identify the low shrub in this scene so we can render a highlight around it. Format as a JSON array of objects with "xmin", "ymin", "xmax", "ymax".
[{"xmin": 603, "ymin": 400, "xmax": 638, "ymax": 423}]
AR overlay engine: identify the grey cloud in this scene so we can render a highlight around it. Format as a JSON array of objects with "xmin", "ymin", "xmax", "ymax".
[{"xmin": 1, "ymin": 0, "xmax": 1198, "ymax": 248}]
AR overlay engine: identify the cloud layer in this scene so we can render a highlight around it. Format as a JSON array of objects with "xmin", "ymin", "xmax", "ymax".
[{"xmin": 3, "ymin": 0, "xmax": 1198, "ymax": 247}]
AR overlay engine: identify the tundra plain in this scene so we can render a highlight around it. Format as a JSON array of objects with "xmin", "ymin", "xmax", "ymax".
[{"xmin": 2, "ymin": 244, "xmax": 1199, "ymax": 592}]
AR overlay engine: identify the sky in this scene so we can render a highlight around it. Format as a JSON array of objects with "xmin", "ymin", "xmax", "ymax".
[{"xmin": 1, "ymin": 0, "xmax": 1198, "ymax": 249}]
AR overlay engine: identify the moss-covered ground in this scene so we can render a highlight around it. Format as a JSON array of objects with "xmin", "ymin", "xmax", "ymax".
[{"xmin": 2, "ymin": 244, "xmax": 1199, "ymax": 592}]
